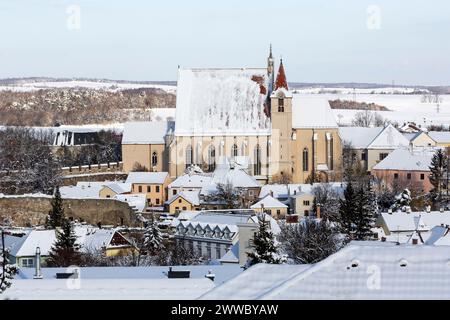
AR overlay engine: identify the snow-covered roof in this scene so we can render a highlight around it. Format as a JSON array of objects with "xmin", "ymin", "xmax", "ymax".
[
  {"xmin": 292, "ymin": 96, "xmax": 338, "ymax": 129},
  {"xmin": 339, "ymin": 127, "xmax": 384, "ymax": 149},
  {"xmin": 5, "ymin": 226, "xmax": 132, "ymax": 257},
  {"xmin": 251, "ymin": 195, "xmax": 288, "ymax": 209},
  {"xmin": 114, "ymin": 194, "xmax": 147, "ymax": 212},
  {"xmin": 168, "ymin": 173, "xmax": 213, "ymax": 189},
  {"xmin": 373, "ymin": 148, "xmax": 433, "ymax": 171},
  {"xmin": 174, "ymin": 68, "xmax": 271, "ymax": 137},
  {"xmin": 201, "ymin": 241, "xmax": 450, "ymax": 300},
  {"xmin": 428, "ymin": 131, "xmax": 450, "ymax": 144},
  {"xmin": 122, "ymin": 121, "xmax": 174, "ymax": 144},
  {"xmin": 259, "ymin": 183, "xmax": 345, "ymax": 199},
  {"xmin": 125, "ymin": 172, "xmax": 169, "ymax": 184},
  {"xmin": 380, "ymin": 211, "xmax": 450, "ymax": 233},
  {"xmin": 339, "ymin": 125, "xmax": 409, "ymax": 149},
  {"xmin": 60, "ymin": 182, "xmax": 105, "ymax": 199},
  {"xmin": 5, "ymin": 278, "xmax": 214, "ymax": 300},
  {"xmin": 167, "ymin": 191, "xmax": 200, "ymax": 206},
  {"xmin": 201, "ymin": 166, "xmax": 259, "ymax": 196},
  {"xmin": 103, "ymin": 182, "xmax": 132, "ymax": 194},
  {"xmin": 219, "ymin": 243, "xmax": 240, "ymax": 264}
]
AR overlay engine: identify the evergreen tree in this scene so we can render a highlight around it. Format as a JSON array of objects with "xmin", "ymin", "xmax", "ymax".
[
  {"xmin": 46, "ymin": 186, "xmax": 65, "ymax": 229},
  {"xmin": 246, "ymin": 215, "xmax": 287, "ymax": 267},
  {"xmin": 1, "ymin": 230, "xmax": 18, "ymax": 294},
  {"xmin": 143, "ymin": 218, "xmax": 164, "ymax": 254},
  {"xmin": 429, "ymin": 149, "xmax": 448, "ymax": 209},
  {"xmin": 47, "ymin": 219, "xmax": 81, "ymax": 267},
  {"xmin": 354, "ymin": 182, "xmax": 377, "ymax": 240},
  {"xmin": 339, "ymin": 181, "xmax": 358, "ymax": 236},
  {"xmin": 390, "ymin": 189, "xmax": 412, "ymax": 212}
]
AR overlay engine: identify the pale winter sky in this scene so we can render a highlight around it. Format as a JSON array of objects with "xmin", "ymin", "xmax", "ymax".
[{"xmin": 0, "ymin": 0, "xmax": 449, "ymax": 85}]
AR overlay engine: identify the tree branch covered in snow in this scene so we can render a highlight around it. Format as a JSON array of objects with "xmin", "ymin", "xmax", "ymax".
[{"xmin": 1, "ymin": 229, "xmax": 18, "ymax": 294}]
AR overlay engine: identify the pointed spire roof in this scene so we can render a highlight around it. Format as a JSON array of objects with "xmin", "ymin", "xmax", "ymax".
[
  {"xmin": 269, "ymin": 44, "xmax": 273, "ymax": 59},
  {"xmin": 275, "ymin": 59, "xmax": 288, "ymax": 91}
]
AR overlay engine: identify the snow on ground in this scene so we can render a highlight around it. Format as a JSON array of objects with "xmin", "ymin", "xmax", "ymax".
[
  {"xmin": 0, "ymin": 80, "xmax": 177, "ymax": 94},
  {"xmin": 294, "ymin": 93, "xmax": 450, "ymax": 127},
  {"xmin": 293, "ymin": 87, "xmax": 427, "ymax": 95}
]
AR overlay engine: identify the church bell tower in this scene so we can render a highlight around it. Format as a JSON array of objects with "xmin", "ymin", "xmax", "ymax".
[{"xmin": 270, "ymin": 58, "xmax": 293, "ymax": 181}]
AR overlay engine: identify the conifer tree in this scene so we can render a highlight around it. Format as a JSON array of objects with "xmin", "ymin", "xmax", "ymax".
[
  {"xmin": 339, "ymin": 181, "xmax": 358, "ymax": 236},
  {"xmin": 246, "ymin": 215, "xmax": 286, "ymax": 267},
  {"xmin": 354, "ymin": 182, "xmax": 377, "ymax": 240},
  {"xmin": 143, "ymin": 218, "xmax": 164, "ymax": 254},
  {"xmin": 46, "ymin": 186, "xmax": 65, "ymax": 229},
  {"xmin": 390, "ymin": 189, "xmax": 412, "ymax": 212},
  {"xmin": 429, "ymin": 149, "xmax": 448, "ymax": 209},
  {"xmin": 47, "ymin": 219, "xmax": 81, "ymax": 267}
]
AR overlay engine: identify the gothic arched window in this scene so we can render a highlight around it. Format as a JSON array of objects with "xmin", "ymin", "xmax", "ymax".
[
  {"xmin": 302, "ymin": 148, "xmax": 309, "ymax": 172},
  {"xmin": 208, "ymin": 145, "xmax": 216, "ymax": 172},
  {"xmin": 254, "ymin": 145, "xmax": 262, "ymax": 176},
  {"xmin": 152, "ymin": 152, "xmax": 158, "ymax": 167},
  {"xmin": 186, "ymin": 145, "xmax": 193, "ymax": 169},
  {"xmin": 232, "ymin": 144, "xmax": 238, "ymax": 157}
]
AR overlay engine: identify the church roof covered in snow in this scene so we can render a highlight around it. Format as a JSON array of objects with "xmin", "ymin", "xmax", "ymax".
[
  {"xmin": 292, "ymin": 96, "xmax": 338, "ymax": 129},
  {"xmin": 174, "ymin": 68, "xmax": 271, "ymax": 136}
]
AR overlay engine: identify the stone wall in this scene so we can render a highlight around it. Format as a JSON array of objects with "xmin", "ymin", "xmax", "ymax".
[{"xmin": 0, "ymin": 197, "xmax": 138, "ymax": 227}]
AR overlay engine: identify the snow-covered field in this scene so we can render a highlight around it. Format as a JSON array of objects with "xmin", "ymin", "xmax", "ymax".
[
  {"xmin": 293, "ymin": 86, "xmax": 428, "ymax": 95},
  {"xmin": 295, "ymin": 93, "xmax": 450, "ymax": 127},
  {"xmin": 0, "ymin": 80, "xmax": 177, "ymax": 94}
]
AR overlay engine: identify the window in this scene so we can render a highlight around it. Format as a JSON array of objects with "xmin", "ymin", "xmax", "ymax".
[
  {"xmin": 152, "ymin": 152, "xmax": 158, "ymax": 167},
  {"xmin": 277, "ymin": 210, "xmax": 281, "ymax": 216},
  {"xmin": 278, "ymin": 98, "xmax": 284, "ymax": 112},
  {"xmin": 106, "ymin": 195, "xmax": 111, "ymax": 198},
  {"xmin": 216, "ymin": 246, "xmax": 221, "ymax": 259},
  {"xmin": 379, "ymin": 153, "xmax": 389, "ymax": 161},
  {"xmin": 208, "ymin": 145, "xmax": 216, "ymax": 172},
  {"xmin": 394, "ymin": 173, "xmax": 399, "ymax": 180},
  {"xmin": 156, "ymin": 199, "xmax": 160, "ymax": 205},
  {"xmin": 138, "ymin": 186, "xmax": 142, "ymax": 193},
  {"xmin": 147, "ymin": 186, "xmax": 151, "ymax": 193},
  {"xmin": 178, "ymin": 199, "xmax": 182, "ymax": 204},
  {"xmin": 22, "ymin": 258, "xmax": 34, "ymax": 268},
  {"xmin": 173, "ymin": 190, "xmax": 177, "ymax": 195},
  {"xmin": 182, "ymin": 206, "xmax": 187, "ymax": 211},
  {"xmin": 421, "ymin": 174, "xmax": 425, "ymax": 180},
  {"xmin": 407, "ymin": 173, "xmax": 412, "ymax": 180},
  {"xmin": 186, "ymin": 145, "xmax": 193, "ymax": 168},
  {"xmin": 156, "ymin": 186, "xmax": 160, "ymax": 193},
  {"xmin": 254, "ymin": 145, "xmax": 262, "ymax": 176},
  {"xmin": 302, "ymin": 148, "xmax": 309, "ymax": 172},
  {"xmin": 361, "ymin": 152, "xmax": 367, "ymax": 161},
  {"xmin": 232, "ymin": 144, "xmax": 238, "ymax": 157},
  {"xmin": 303, "ymin": 200, "xmax": 310, "ymax": 206},
  {"xmin": 329, "ymin": 136, "xmax": 334, "ymax": 170}
]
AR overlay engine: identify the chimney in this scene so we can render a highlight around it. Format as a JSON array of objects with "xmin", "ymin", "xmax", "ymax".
[
  {"xmin": 426, "ymin": 206, "xmax": 431, "ymax": 213},
  {"xmin": 33, "ymin": 247, "xmax": 43, "ymax": 279},
  {"xmin": 316, "ymin": 204, "xmax": 321, "ymax": 220},
  {"xmin": 205, "ymin": 270, "xmax": 215, "ymax": 282},
  {"xmin": 270, "ymin": 191, "xmax": 274, "ymax": 198}
]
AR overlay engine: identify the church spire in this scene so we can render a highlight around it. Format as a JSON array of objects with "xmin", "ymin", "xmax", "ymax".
[{"xmin": 275, "ymin": 58, "xmax": 288, "ymax": 91}]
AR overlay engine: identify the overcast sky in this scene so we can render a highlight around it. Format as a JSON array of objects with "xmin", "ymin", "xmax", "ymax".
[{"xmin": 1, "ymin": 0, "xmax": 449, "ymax": 85}]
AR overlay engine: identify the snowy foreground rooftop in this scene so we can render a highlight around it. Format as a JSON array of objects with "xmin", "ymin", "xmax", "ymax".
[
  {"xmin": 5, "ymin": 265, "xmax": 242, "ymax": 300},
  {"xmin": 200, "ymin": 242, "xmax": 450, "ymax": 300}
]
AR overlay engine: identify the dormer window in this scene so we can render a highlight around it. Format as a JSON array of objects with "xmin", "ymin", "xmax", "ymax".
[{"xmin": 278, "ymin": 98, "xmax": 284, "ymax": 112}]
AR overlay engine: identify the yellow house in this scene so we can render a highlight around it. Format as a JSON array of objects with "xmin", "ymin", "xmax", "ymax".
[
  {"xmin": 292, "ymin": 193, "xmax": 315, "ymax": 217},
  {"xmin": 251, "ymin": 195, "xmax": 288, "ymax": 219},
  {"xmin": 126, "ymin": 172, "xmax": 171, "ymax": 207},
  {"xmin": 121, "ymin": 121, "xmax": 174, "ymax": 173},
  {"xmin": 403, "ymin": 131, "xmax": 436, "ymax": 148},
  {"xmin": 428, "ymin": 132, "xmax": 450, "ymax": 148},
  {"xmin": 166, "ymin": 191, "xmax": 201, "ymax": 214},
  {"xmin": 99, "ymin": 183, "xmax": 132, "ymax": 199}
]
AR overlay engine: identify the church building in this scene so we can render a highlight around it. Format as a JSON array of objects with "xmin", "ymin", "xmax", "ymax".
[{"xmin": 122, "ymin": 47, "xmax": 342, "ymax": 184}]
